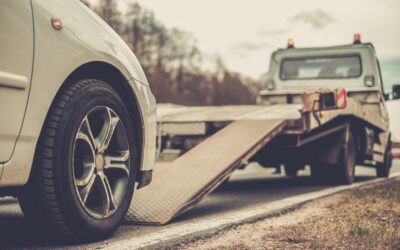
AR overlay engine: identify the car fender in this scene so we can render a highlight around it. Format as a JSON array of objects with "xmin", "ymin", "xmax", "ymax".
[{"xmin": 0, "ymin": 0, "xmax": 156, "ymax": 187}]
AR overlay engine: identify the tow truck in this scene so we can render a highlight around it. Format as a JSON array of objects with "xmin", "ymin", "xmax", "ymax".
[{"xmin": 125, "ymin": 34, "xmax": 399, "ymax": 225}]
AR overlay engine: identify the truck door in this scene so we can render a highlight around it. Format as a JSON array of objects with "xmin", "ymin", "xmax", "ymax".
[{"xmin": 0, "ymin": 1, "xmax": 34, "ymax": 162}]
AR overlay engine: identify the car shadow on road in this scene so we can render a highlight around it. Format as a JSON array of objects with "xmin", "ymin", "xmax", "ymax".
[
  {"xmin": 0, "ymin": 201, "xmax": 93, "ymax": 248},
  {"xmin": 0, "ymin": 207, "xmax": 54, "ymax": 248}
]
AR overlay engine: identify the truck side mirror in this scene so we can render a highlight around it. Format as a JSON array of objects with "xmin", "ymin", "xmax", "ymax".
[{"xmin": 393, "ymin": 84, "xmax": 400, "ymax": 100}]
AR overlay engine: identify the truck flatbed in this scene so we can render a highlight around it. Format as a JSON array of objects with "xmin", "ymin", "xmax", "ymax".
[
  {"xmin": 157, "ymin": 88, "xmax": 387, "ymax": 138},
  {"xmin": 157, "ymin": 103, "xmax": 301, "ymax": 136}
]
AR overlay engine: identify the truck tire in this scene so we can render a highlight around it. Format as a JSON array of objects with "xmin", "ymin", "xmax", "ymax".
[
  {"xmin": 376, "ymin": 141, "xmax": 392, "ymax": 178},
  {"xmin": 336, "ymin": 132, "xmax": 357, "ymax": 184},
  {"xmin": 284, "ymin": 164, "xmax": 302, "ymax": 177},
  {"xmin": 18, "ymin": 79, "xmax": 137, "ymax": 241}
]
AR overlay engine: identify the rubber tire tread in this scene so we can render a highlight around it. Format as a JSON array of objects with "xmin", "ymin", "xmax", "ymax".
[{"xmin": 18, "ymin": 79, "xmax": 134, "ymax": 242}]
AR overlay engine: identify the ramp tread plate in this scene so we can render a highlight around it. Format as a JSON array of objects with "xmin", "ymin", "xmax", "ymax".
[{"xmin": 126, "ymin": 119, "xmax": 285, "ymax": 224}]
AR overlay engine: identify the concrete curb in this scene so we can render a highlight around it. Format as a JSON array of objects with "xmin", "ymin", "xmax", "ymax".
[{"xmin": 104, "ymin": 173, "xmax": 400, "ymax": 250}]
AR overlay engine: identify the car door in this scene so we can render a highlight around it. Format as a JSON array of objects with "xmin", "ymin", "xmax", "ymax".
[{"xmin": 0, "ymin": 0, "xmax": 34, "ymax": 162}]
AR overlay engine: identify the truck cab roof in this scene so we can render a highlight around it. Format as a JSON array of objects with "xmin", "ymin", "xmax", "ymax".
[{"xmin": 274, "ymin": 42, "xmax": 376, "ymax": 54}]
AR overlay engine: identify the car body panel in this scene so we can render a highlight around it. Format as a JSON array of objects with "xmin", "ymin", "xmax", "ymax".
[
  {"xmin": 0, "ymin": 164, "xmax": 3, "ymax": 181},
  {"xmin": 386, "ymin": 100, "xmax": 400, "ymax": 143},
  {"xmin": 0, "ymin": 0, "xmax": 34, "ymax": 162},
  {"xmin": 0, "ymin": 0, "xmax": 156, "ymax": 187}
]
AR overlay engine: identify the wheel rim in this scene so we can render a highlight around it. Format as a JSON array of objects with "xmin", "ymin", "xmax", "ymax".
[{"xmin": 72, "ymin": 106, "xmax": 130, "ymax": 219}]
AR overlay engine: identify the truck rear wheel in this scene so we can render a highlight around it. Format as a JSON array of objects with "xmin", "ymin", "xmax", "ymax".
[
  {"xmin": 336, "ymin": 132, "xmax": 357, "ymax": 184},
  {"xmin": 284, "ymin": 164, "xmax": 303, "ymax": 177},
  {"xmin": 376, "ymin": 141, "xmax": 392, "ymax": 178}
]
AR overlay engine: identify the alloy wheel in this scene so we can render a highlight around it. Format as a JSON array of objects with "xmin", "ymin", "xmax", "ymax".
[{"xmin": 72, "ymin": 106, "xmax": 130, "ymax": 219}]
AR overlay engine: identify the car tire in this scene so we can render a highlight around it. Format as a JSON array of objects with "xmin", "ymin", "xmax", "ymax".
[
  {"xmin": 336, "ymin": 132, "xmax": 357, "ymax": 184},
  {"xmin": 376, "ymin": 141, "xmax": 392, "ymax": 178},
  {"xmin": 18, "ymin": 79, "xmax": 138, "ymax": 241}
]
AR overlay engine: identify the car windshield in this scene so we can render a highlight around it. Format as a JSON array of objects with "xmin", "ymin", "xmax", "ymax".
[{"xmin": 280, "ymin": 55, "xmax": 362, "ymax": 80}]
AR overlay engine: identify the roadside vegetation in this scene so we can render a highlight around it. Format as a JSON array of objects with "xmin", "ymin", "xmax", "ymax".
[
  {"xmin": 81, "ymin": 0, "xmax": 257, "ymax": 106},
  {"xmin": 182, "ymin": 180, "xmax": 400, "ymax": 249},
  {"xmin": 271, "ymin": 181, "xmax": 400, "ymax": 249}
]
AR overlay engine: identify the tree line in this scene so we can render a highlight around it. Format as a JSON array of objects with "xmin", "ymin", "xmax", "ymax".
[{"xmin": 81, "ymin": 0, "xmax": 257, "ymax": 105}]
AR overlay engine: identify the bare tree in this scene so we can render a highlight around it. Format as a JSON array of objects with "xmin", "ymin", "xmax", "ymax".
[
  {"xmin": 85, "ymin": 1, "xmax": 255, "ymax": 106},
  {"xmin": 95, "ymin": 0, "xmax": 123, "ymax": 34}
]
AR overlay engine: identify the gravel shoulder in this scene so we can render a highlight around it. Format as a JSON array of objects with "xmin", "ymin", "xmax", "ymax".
[{"xmin": 180, "ymin": 178, "xmax": 400, "ymax": 250}]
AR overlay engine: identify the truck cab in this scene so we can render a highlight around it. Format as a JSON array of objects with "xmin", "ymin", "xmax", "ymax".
[{"xmin": 261, "ymin": 35, "xmax": 389, "ymax": 96}]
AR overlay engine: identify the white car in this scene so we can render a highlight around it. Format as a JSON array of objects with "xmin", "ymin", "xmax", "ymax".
[
  {"xmin": 0, "ymin": 0, "xmax": 156, "ymax": 240},
  {"xmin": 386, "ymin": 100, "xmax": 400, "ymax": 144}
]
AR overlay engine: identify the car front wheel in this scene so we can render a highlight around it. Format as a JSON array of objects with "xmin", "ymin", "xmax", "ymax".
[{"xmin": 19, "ymin": 79, "xmax": 138, "ymax": 241}]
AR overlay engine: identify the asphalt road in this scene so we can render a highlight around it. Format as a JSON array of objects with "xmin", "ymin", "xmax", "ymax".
[{"xmin": 0, "ymin": 160, "xmax": 399, "ymax": 249}]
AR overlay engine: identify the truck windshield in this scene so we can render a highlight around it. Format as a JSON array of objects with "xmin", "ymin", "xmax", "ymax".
[{"xmin": 280, "ymin": 55, "xmax": 362, "ymax": 80}]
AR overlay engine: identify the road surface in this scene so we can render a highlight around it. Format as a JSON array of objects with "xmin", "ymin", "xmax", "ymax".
[{"xmin": 0, "ymin": 160, "xmax": 399, "ymax": 248}]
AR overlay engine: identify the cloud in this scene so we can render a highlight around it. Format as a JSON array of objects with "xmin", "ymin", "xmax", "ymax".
[
  {"xmin": 233, "ymin": 41, "xmax": 272, "ymax": 52},
  {"xmin": 230, "ymin": 41, "xmax": 272, "ymax": 58},
  {"xmin": 257, "ymin": 28, "xmax": 289, "ymax": 37},
  {"xmin": 290, "ymin": 9, "xmax": 335, "ymax": 29}
]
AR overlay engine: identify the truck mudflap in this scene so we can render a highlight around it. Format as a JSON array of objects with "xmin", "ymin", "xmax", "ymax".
[{"xmin": 126, "ymin": 119, "xmax": 286, "ymax": 225}]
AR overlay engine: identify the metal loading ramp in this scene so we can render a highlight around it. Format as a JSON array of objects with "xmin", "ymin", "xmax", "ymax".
[{"xmin": 126, "ymin": 119, "xmax": 286, "ymax": 225}]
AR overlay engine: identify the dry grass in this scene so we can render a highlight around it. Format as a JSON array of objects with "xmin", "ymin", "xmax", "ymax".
[
  {"xmin": 183, "ymin": 180, "xmax": 400, "ymax": 250},
  {"xmin": 266, "ymin": 181, "xmax": 400, "ymax": 249}
]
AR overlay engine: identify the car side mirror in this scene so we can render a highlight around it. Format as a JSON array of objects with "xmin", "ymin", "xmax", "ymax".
[{"xmin": 393, "ymin": 84, "xmax": 400, "ymax": 100}]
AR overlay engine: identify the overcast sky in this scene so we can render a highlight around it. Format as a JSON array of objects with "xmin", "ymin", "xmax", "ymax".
[{"xmin": 91, "ymin": 0, "xmax": 400, "ymax": 90}]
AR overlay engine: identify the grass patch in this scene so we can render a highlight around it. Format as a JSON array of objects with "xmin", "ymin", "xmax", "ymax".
[
  {"xmin": 182, "ymin": 179, "xmax": 400, "ymax": 250},
  {"xmin": 349, "ymin": 223, "xmax": 383, "ymax": 247},
  {"xmin": 269, "ymin": 180, "xmax": 400, "ymax": 249},
  {"xmin": 284, "ymin": 236, "xmax": 306, "ymax": 244}
]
